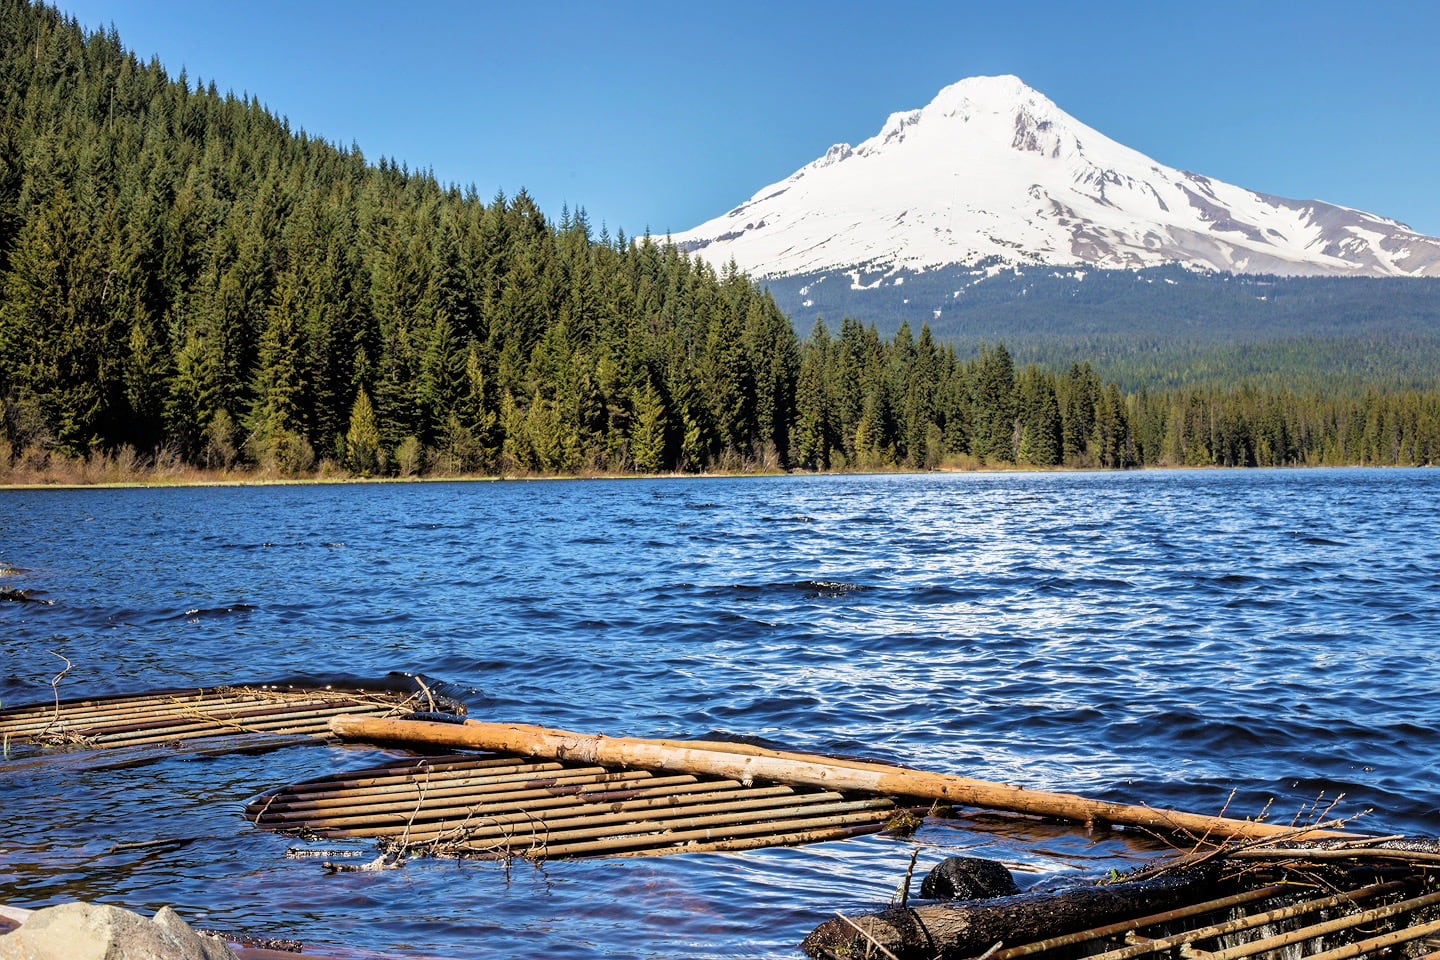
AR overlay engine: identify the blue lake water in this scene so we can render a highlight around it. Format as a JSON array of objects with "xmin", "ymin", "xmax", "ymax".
[{"xmin": 3, "ymin": 469, "xmax": 1439, "ymax": 958}]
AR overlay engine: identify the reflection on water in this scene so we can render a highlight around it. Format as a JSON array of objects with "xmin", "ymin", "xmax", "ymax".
[{"xmin": 3, "ymin": 469, "xmax": 1439, "ymax": 957}]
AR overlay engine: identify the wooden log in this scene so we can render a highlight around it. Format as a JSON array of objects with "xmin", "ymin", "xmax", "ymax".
[
  {"xmin": 801, "ymin": 868, "xmax": 1223, "ymax": 960},
  {"xmin": 329, "ymin": 716, "xmax": 1350, "ymax": 843}
]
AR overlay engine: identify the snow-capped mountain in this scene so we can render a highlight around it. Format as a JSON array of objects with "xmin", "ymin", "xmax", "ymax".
[{"xmin": 674, "ymin": 75, "xmax": 1440, "ymax": 280}]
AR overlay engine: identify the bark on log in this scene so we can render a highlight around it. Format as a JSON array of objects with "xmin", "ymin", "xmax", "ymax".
[
  {"xmin": 328, "ymin": 717, "xmax": 1349, "ymax": 843},
  {"xmin": 801, "ymin": 867, "xmax": 1223, "ymax": 960}
]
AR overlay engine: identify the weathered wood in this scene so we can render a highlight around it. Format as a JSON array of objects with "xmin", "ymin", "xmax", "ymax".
[
  {"xmin": 0, "ymin": 683, "xmax": 463, "ymax": 752},
  {"xmin": 801, "ymin": 868, "xmax": 1223, "ymax": 960},
  {"xmin": 329, "ymin": 716, "xmax": 1347, "ymax": 843}
]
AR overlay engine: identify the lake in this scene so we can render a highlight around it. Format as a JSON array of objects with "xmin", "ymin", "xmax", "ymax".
[{"xmin": 3, "ymin": 469, "xmax": 1438, "ymax": 958}]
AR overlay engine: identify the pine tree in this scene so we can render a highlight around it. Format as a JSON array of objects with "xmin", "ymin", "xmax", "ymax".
[
  {"xmin": 245, "ymin": 272, "xmax": 313, "ymax": 473},
  {"xmin": 970, "ymin": 344, "xmax": 1016, "ymax": 464},
  {"xmin": 0, "ymin": 184, "xmax": 119, "ymax": 456},
  {"xmin": 345, "ymin": 387, "xmax": 381, "ymax": 475},
  {"xmin": 792, "ymin": 320, "xmax": 833, "ymax": 470},
  {"xmin": 630, "ymin": 379, "xmax": 668, "ymax": 473},
  {"xmin": 1016, "ymin": 367, "xmax": 1062, "ymax": 466},
  {"xmin": 1060, "ymin": 362, "xmax": 1100, "ymax": 465}
]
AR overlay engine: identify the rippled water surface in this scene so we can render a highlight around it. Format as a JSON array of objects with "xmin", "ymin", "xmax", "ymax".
[{"xmin": 3, "ymin": 470, "xmax": 1439, "ymax": 957}]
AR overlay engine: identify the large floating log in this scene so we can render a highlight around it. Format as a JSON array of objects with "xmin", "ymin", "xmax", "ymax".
[
  {"xmin": 329, "ymin": 717, "xmax": 1347, "ymax": 843},
  {"xmin": 801, "ymin": 868, "xmax": 1223, "ymax": 960}
]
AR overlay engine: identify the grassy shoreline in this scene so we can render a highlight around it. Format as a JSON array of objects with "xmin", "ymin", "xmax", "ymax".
[{"xmin": 2, "ymin": 460, "xmax": 1413, "ymax": 492}]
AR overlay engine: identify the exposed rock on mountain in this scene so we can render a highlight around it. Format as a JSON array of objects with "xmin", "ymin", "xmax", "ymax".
[{"xmin": 676, "ymin": 75, "xmax": 1440, "ymax": 280}]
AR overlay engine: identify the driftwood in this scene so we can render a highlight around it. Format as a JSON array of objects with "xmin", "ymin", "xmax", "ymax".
[
  {"xmin": 802, "ymin": 867, "xmax": 1223, "ymax": 959},
  {"xmin": 328, "ymin": 717, "xmax": 1346, "ymax": 843}
]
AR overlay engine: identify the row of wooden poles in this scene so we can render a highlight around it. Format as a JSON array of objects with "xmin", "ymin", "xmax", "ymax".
[
  {"xmin": 249, "ymin": 751, "xmax": 902, "ymax": 859},
  {"xmin": 0, "ymin": 689, "xmax": 412, "ymax": 749},
  {"xmin": 1060, "ymin": 880, "xmax": 1440, "ymax": 960}
]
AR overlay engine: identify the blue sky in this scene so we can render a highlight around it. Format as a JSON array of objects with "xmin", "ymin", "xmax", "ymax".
[{"xmin": 56, "ymin": 1, "xmax": 1440, "ymax": 238}]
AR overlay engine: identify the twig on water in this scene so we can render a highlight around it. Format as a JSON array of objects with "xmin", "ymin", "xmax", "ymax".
[
  {"xmin": 895, "ymin": 848, "xmax": 920, "ymax": 909},
  {"xmin": 832, "ymin": 911, "xmax": 901, "ymax": 960},
  {"xmin": 1293, "ymin": 791, "xmax": 1346, "ymax": 830},
  {"xmin": 41, "ymin": 650, "xmax": 72, "ymax": 735},
  {"xmin": 34, "ymin": 651, "xmax": 93, "ymax": 747},
  {"xmin": 974, "ymin": 943, "xmax": 1004, "ymax": 960},
  {"xmin": 413, "ymin": 674, "xmax": 438, "ymax": 713},
  {"xmin": 1125, "ymin": 811, "xmax": 1370, "ymax": 884}
]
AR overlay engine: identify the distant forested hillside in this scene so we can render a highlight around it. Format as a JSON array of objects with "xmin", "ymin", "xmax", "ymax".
[
  {"xmin": 1, "ymin": 1, "xmax": 1437, "ymax": 479},
  {"xmin": 0, "ymin": 1, "xmax": 808, "ymax": 476},
  {"xmin": 765, "ymin": 265, "xmax": 1440, "ymax": 393}
]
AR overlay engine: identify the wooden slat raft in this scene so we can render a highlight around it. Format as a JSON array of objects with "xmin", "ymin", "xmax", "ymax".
[
  {"xmin": 988, "ymin": 876, "xmax": 1440, "ymax": 960},
  {"xmin": 246, "ymin": 751, "xmax": 904, "ymax": 860},
  {"xmin": 0, "ymin": 683, "xmax": 462, "ymax": 753},
  {"xmin": 803, "ymin": 847, "xmax": 1440, "ymax": 960},
  {"xmin": 1054, "ymin": 879, "xmax": 1440, "ymax": 960}
]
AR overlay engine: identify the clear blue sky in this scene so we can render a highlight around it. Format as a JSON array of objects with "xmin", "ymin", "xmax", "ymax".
[{"xmin": 55, "ymin": 1, "xmax": 1440, "ymax": 238}]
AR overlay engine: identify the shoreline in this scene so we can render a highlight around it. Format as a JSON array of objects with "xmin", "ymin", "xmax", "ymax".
[{"xmin": 0, "ymin": 460, "xmax": 1422, "ymax": 492}]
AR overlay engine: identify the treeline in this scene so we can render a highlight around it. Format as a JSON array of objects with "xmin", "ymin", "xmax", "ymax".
[
  {"xmin": 768, "ymin": 265, "xmax": 1440, "ymax": 393},
  {"xmin": 789, "ymin": 328, "xmax": 1440, "ymax": 469},
  {"xmin": 0, "ymin": 1, "xmax": 803, "ymax": 476},
  {"xmin": 1, "ymin": 1, "xmax": 1437, "ymax": 482}
]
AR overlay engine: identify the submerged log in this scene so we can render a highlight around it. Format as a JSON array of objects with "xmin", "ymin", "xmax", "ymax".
[
  {"xmin": 801, "ymin": 867, "xmax": 1222, "ymax": 960},
  {"xmin": 0, "ymin": 587, "xmax": 51, "ymax": 604},
  {"xmin": 329, "ymin": 717, "xmax": 1348, "ymax": 842}
]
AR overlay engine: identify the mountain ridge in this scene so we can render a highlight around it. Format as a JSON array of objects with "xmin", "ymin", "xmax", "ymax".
[{"xmin": 675, "ymin": 75, "xmax": 1440, "ymax": 280}]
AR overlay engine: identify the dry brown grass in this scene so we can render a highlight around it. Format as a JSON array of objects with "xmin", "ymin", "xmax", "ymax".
[{"xmin": 0, "ymin": 443, "xmax": 342, "ymax": 488}]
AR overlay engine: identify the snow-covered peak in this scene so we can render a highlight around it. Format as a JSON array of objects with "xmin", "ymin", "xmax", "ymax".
[
  {"xmin": 675, "ymin": 75, "xmax": 1440, "ymax": 280},
  {"xmin": 926, "ymin": 74, "xmax": 1056, "ymax": 123}
]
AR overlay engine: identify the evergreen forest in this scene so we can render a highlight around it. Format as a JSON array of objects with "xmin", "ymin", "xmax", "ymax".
[
  {"xmin": 764, "ymin": 266, "xmax": 1440, "ymax": 395},
  {"xmin": 2, "ymin": 1, "xmax": 1438, "ymax": 482}
]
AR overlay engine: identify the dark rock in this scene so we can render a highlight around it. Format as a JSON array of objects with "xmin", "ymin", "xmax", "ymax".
[{"xmin": 921, "ymin": 856, "xmax": 1021, "ymax": 901}]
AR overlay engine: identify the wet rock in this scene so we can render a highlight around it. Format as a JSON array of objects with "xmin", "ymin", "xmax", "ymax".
[
  {"xmin": 0, "ymin": 902, "xmax": 238, "ymax": 960},
  {"xmin": 920, "ymin": 856, "xmax": 1021, "ymax": 901},
  {"xmin": 0, "ymin": 588, "xmax": 51, "ymax": 605}
]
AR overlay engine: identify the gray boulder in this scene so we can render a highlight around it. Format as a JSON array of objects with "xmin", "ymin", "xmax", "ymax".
[{"xmin": 0, "ymin": 902, "xmax": 238, "ymax": 960}]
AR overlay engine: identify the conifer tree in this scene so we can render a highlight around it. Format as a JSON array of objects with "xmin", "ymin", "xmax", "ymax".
[
  {"xmin": 630, "ymin": 379, "xmax": 668, "ymax": 473},
  {"xmin": 0, "ymin": 184, "xmax": 118, "ymax": 455},
  {"xmin": 970, "ymin": 344, "xmax": 1016, "ymax": 463},
  {"xmin": 345, "ymin": 387, "xmax": 381, "ymax": 475},
  {"xmin": 793, "ymin": 320, "xmax": 834, "ymax": 470},
  {"xmin": 245, "ymin": 272, "xmax": 313, "ymax": 473},
  {"xmin": 1016, "ymin": 366, "xmax": 1062, "ymax": 466}
]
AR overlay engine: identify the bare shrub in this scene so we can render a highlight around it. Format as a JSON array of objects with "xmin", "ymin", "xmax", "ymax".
[{"xmin": 395, "ymin": 436, "xmax": 424, "ymax": 477}]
